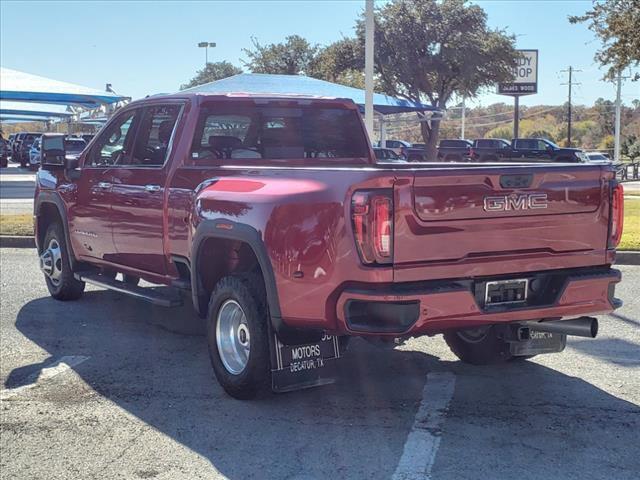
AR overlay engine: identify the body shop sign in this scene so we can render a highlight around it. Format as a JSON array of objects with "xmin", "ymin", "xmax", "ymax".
[{"xmin": 498, "ymin": 50, "xmax": 538, "ymax": 96}]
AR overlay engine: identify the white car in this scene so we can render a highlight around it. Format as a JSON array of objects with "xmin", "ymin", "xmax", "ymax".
[{"xmin": 585, "ymin": 152, "xmax": 612, "ymax": 164}]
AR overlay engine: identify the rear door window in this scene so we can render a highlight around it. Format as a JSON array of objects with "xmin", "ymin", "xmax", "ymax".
[
  {"xmin": 191, "ymin": 103, "xmax": 369, "ymax": 162},
  {"xmin": 515, "ymin": 139, "xmax": 536, "ymax": 150}
]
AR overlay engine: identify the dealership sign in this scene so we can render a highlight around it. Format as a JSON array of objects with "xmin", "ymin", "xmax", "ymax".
[{"xmin": 498, "ymin": 49, "xmax": 538, "ymax": 96}]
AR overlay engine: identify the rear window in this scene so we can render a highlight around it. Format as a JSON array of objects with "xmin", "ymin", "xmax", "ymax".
[{"xmin": 191, "ymin": 103, "xmax": 369, "ymax": 162}]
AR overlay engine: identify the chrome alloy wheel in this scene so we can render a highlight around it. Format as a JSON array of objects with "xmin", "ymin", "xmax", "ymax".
[
  {"xmin": 39, "ymin": 238, "xmax": 63, "ymax": 286},
  {"xmin": 216, "ymin": 299, "xmax": 251, "ymax": 375}
]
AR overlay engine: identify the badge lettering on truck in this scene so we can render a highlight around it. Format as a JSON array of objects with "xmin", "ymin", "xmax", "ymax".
[{"xmin": 270, "ymin": 333, "xmax": 341, "ymax": 392}]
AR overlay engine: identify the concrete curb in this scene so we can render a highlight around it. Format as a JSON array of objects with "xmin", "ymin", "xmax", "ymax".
[
  {"xmin": 0, "ymin": 235, "xmax": 638, "ymax": 265},
  {"xmin": 616, "ymin": 251, "xmax": 640, "ymax": 266},
  {"xmin": 0, "ymin": 235, "xmax": 36, "ymax": 249}
]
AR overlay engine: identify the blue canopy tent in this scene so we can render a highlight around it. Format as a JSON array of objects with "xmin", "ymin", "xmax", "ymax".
[
  {"xmin": 0, "ymin": 101, "xmax": 74, "ymax": 119},
  {"xmin": 181, "ymin": 73, "xmax": 436, "ymax": 115},
  {"xmin": 0, "ymin": 67, "xmax": 129, "ymax": 107}
]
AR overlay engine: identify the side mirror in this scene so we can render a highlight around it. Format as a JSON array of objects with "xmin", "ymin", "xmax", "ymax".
[
  {"xmin": 65, "ymin": 156, "xmax": 79, "ymax": 170},
  {"xmin": 41, "ymin": 134, "xmax": 66, "ymax": 168}
]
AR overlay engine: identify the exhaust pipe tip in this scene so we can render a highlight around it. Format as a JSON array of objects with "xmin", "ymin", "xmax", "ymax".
[
  {"xmin": 589, "ymin": 317, "xmax": 599, "ymax": 338},
  {"xmin": 525, "ymin": 317, "xmax": 599, "ymax": 338}
]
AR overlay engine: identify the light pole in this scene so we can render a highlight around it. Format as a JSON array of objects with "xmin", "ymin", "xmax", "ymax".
[
  {"xmin": 198, "ymin": 42, "xmax": 216, "ymax": 68},
  {"xmin": 364, "ymin": 0, "xmax": 374, "ymax": 138}
]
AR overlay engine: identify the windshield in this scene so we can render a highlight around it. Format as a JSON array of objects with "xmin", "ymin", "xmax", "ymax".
[{"xmin": 192, "ymin": 103, "xmax": 369, "ymax": 162}]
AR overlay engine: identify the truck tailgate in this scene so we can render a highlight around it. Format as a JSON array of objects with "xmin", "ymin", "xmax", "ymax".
[{"xmin": 393, "ymin": 165, "xmax": 609, "ymax": 281}]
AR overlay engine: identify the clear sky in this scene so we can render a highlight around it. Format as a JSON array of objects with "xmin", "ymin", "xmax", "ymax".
[{"xmin": 1, "ymin": 0, "xmax": 638, "ymax": 107}]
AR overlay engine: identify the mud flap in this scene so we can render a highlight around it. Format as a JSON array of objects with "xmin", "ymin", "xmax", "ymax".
[{"xmin": 269, "ymin": 329, "xmax": 342, "ymax": 393}]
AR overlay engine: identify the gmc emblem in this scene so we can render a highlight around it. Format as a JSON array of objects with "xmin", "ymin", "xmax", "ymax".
[{"xmin": 483, "ymin": 193, "xmax": 548, "ymax": 212}]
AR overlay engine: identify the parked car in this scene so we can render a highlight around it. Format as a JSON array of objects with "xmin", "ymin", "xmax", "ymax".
[
  {"xmin": 0, "ymin": 137, "xmax": 10, "ymax": 167},
  {"xmin": 470, "ymin": 138, "xmax": 513, "ymax": 162},
  {"xmin": 34, "ymin": 92, "xmax": 622, "ymax": 400},
  {"xmin": 469, "ymin": 138, "xmax": 586, "ymax": 163},
  {"xmin": 510, "ymin": 138, "xmax": 586, "ymax": 162},
  {"xmin": 584, "ymin": 152, "xmax": 612, "ymax": 164},
  {"xmin": 28, "ymin": 137, "xmax": 42, "ymax": 169},
  {"xmin": 373, "ymin": 147, "xmax": 404, "ymax": 163},
  {"xmin": 378, "ymin": 139, "xmax": 412, "ymax": 157},
  {"xmin": 11, "ymin": 132, "xmax": 26, "ymax": 162},
  {"xmin": 16, "ymin": 132, "xmax": 40, "ymax": 167},
  {"xmin": 437, "ymin": 139, "xmax": 473, "ymax": 161}
]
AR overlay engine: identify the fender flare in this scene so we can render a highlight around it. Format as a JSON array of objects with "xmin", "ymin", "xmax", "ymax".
[
  {"xmin": 34, "ymin": 192, "xmax": 77, "ymax": 268},
  {"xmin": 191, "ymin": 219, "xmax": 322, "ymax": 344}
]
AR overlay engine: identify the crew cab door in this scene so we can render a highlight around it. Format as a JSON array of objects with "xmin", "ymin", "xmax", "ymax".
[
  {"xmin": 109, "ymin": 104, "xmax": 182, "ymax": 275},
  {"xmin": 69, "ymin": 108, "xmax": 140, "ymax": 263}
]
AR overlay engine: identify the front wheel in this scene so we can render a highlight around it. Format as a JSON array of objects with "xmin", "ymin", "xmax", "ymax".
[
  {"xmin": 40, "ymin": 222, "xmax": 85, "ymax": 300},
  {"xmin": 443, "ymin": 325, "xmax": 512, "ymax": 365},
  {"xmin": 206, "ymin": 275, "xmax": 270, "ymax": 399}
]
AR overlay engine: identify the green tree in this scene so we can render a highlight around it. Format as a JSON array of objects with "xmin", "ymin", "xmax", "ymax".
[
  {"xmin": 594, "ymin": 97, "xmax": 616, "ymax": 136},
  {"xmin": 569, "ymin": 0, "xmax": 640, "ymax": 80},
  {"xmin": 242, "ymin": 35, "xmax": 318, "ymax": 74},
  {"xmin": 180, "ymin": 61, "xmax": 242, "ymax": 90},
  {"xmin": 308, "ymin": 38, "xmax": 365, "ymax": 87},
  {"xmin": 485, "ymin": 125, "xmax": 513, "ymax": 140},
  {"xmin": 627, "ymin": 139, "xmax": 640, "ymax": 159},
  {"xmin": 360, "ymin": 0, "xmax": 518, "ymax": 158}
]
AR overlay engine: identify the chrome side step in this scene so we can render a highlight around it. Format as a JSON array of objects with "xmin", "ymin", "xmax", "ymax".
[{"xmin": 75, "ymin": 273, "xmax": 183, "ymax": 307}]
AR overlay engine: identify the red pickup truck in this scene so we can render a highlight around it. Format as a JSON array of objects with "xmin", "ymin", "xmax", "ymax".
[{"xmin": 34, "ymin": 92, "xmax": 623, "ymax": 399}]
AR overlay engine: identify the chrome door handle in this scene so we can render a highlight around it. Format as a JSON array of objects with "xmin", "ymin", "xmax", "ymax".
[
  {"xmin": 97, "ymin": 182, "xmax": 112, "ymax": 189},
  {"xmin": 144, "ymin": 184, "xmax": 162, "ymax": 192}
]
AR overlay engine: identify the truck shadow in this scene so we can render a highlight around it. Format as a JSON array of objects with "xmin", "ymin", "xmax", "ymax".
[{"xmin": 10, "ymin": 291, "xmax": 640, "ymax": 480}]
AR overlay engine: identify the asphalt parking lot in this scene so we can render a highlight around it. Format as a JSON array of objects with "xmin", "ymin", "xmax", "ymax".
[
  {"xmin": 0, "ymin": 164, "xmax": 35, "ymax": 215},
  {"xmin": 1, "ymin": 248, "xmax": 639, "ymax": 480}
]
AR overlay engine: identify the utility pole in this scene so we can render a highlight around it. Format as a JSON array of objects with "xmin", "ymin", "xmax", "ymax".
[
  {"xmin": 460, "ymin": 96, "xmax": 466, "ymax": 139},
  {"xmin": 614, "ymin": 70, "xmax": 622, "ymax": 162},
  {"xmin": 514, "ymin": 96, "xmax": 519, "ymax": 138},
  {"xmin": 560, "ymin": 66, "xmax": 581, "ymax": 146},
  {"xmin": 364, "ymin": 0, "xmax": 375, "ymax": 138}
]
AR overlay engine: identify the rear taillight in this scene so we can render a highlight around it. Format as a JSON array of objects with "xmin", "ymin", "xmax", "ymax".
[
  {"xmin": 351, "ymin": 190, "xmax": 393, "ymax": 265},
  {"xmin": 609, "ymin": 183, "xmax": 624, "ymax": 248}
]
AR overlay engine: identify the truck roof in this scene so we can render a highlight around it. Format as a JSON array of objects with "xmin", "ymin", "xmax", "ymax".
[{"xmin": 133, "ymin": 91, "xmax": 360, "ymax": 109}]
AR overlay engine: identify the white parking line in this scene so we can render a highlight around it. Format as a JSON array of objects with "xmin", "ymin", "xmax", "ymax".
[
  {"xmin": 393, "ymin": 372, "xmax": 456, "ymax": 480},
  {"xmin": 0, "ymin": 355, "xmax": 89, "ymax": 401}
]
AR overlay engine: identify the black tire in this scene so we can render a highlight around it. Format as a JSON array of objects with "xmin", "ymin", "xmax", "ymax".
[
  {"xmin": 206, "ymin": 274, "xmax": 270, "ymax": 400},
  {"xmin": 41, "ymin": 222, "xmax": 85, "ymax": 301},
  {"xmin": 123, "ymin": 274, "xmax": 140, "ymax": 286},
  {"xmin": 443, "ymin": 325, "xmax": 512, "ymax": 365}
]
